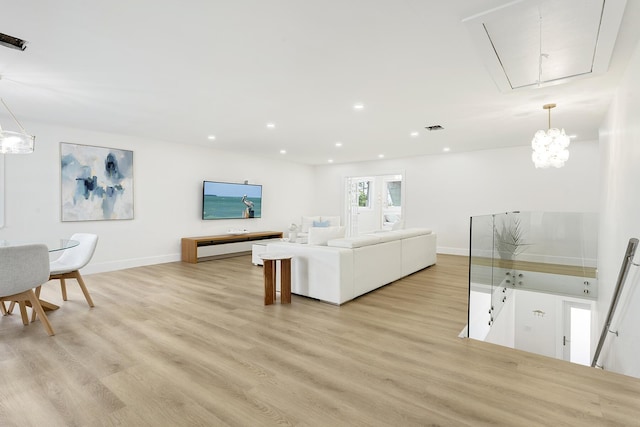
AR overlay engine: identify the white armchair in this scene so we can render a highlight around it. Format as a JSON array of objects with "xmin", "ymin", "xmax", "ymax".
[{"xmin": 36, "ymin": 233, "xmax": 98, "ymax": 315}]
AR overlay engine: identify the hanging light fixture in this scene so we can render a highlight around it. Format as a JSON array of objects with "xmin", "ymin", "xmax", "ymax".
[
  {"xmin": 0, "ymin": 98, "xmax": 35, "ymax": 154},
  {"xmin": 529, "ymin": 9, "xmax": 570, "ymax": 168},
  {"xmin": 531, "ymin": 103, "xmax": 570, "ymax": 168}
]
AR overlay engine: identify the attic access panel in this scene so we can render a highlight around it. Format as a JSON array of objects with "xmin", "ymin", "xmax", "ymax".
[{"xmin": 463, "ymin": 0, "xmax": 627, "ymax": 91}]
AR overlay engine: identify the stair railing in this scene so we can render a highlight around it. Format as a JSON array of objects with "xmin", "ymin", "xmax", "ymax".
[{"xmin": 591, "ymin": 238, "xmax": 639, "ymax": 368}]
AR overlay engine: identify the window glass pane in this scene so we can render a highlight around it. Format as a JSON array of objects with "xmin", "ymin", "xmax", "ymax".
[
  {"xmin": 358, "ymin": 181, "xmax": 370, "ymax": 207},
  {"xmin": 387, "ymin": 181, "xmax": 401, "ymax": 207}
]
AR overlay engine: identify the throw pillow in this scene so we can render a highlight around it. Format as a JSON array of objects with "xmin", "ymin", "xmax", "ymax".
[
  {"xmin": 301, "ymin": 216, "xmax": 321, "ymax": 233},
  {"xmin": 392, "ymin": 220, "xmax": 405, "ymax": 230},
  {"xmin": 384, "ymin": 214, "xmax": 400, "ymax": 223},
  {"xmin": 308, "ymin": 226, "xmax": 345, "ymax": 245},
  {"xmin": 321, "ymin": 216, "xmax": 341, "ymax": 227},
  {"xmin": 312, "ymin": 220, "xmax": 331, "ymax": 227}
]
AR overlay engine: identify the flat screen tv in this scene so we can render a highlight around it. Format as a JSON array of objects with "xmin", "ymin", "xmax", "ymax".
[{"xmin": 202, "ymin": 181, "xmax": 262, "ymax": 220}]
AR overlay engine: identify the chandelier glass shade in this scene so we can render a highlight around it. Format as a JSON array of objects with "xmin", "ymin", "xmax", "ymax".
[
  {"xmin": 0, "ymin": 98, "xmax": 35, "ymax": 154},
  {"xmin": 531, "ymin": 104, "xmax": 570, "ymax": 168},
  {"xmin": 0, "ymin": 129, "xmax": 35, "ymax": 154}
]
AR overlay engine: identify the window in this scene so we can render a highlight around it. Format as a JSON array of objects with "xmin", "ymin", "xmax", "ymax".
[
  {"xmin": 357, "ymin": 180, "xmax": 371, "ymax": 208},
  {"xmin": 386, "ymin": 181, "xmax": 401, "ymax": 207}
]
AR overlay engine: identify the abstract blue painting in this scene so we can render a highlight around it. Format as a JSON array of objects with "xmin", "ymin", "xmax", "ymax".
[{"xmin": 60, "ymin": 142, "xmax": 134, "ymax": 221}]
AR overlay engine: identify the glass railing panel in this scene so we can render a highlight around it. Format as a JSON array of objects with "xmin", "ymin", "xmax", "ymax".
[
  {"xmin": 497, "ymin": 211, "xmax": 598, "ymax": 298},
  {"xmin": 467, "ymin": 211, "xmax": 598, "ymax": 365},
  {"xmin": 490, "ymin": 212, "xmax": 518, "ymax": 328},
  {"xmin": 468, "ymin": 214, "xmax": 494, "ymax": 340}
]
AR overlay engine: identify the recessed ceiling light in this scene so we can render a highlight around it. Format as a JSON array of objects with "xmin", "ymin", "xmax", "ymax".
[
  {"xmin": 280, "ymin": 149, "xmax": 286, "ymax": 154},
  {"xmin": 207, "ymin": 135, "xmax": 216, "ymax": 140},
  {"xmin": 335, "ymin": 142, "xmax": 342, "ymax": 147},
  {"xmin": 378, "ymin": 154, "xmax": 384, "ymax": 159},
  {"xmin": 410, "ymin": 132, "xmax": 419, "ymax": 137},
  {"xmin": 328, "ymin": 159, "xmax": 334, "ymax": 163},
  {"xmin": 353, "ymin": 103, "xmax": 364, "ymax": 110},
  {"xmin": 443, "ymin": 147, "xmax": 451, "ymax": 152},
  {"xmin": 267, "ymin": 123, "xmax": 276, "ymax": 129}
]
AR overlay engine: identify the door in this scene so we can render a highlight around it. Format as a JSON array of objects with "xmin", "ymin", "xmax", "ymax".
[
  {"xmin": 562, "ymin": 301, "xmax": 592, "ymax": 365},
  {"xmin": 345, "ymin": 174, "xmax": 403, "ymax": 235}
]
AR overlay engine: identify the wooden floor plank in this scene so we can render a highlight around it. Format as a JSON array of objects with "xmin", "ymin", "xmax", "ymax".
[{"xmin": 1, "ymin": 254, "xmax": 639, "ymax": 426}]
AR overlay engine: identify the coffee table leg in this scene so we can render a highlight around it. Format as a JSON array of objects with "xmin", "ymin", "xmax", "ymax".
[
  {"xmin": 264, "ymin": 259, "xmax": 275, "ymax": 305},
  {"xmin": 281, "ymin": 258, "xmax": 291, "ymax": 304},
  {"xmin": 271, "ymin": 261, "xmax": 277, "ymax": 301}
]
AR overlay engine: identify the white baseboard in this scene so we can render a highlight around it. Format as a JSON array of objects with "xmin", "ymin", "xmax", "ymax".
[
  {"xmin": 437, "ymin": 246, "xmax": 469, "ymax": 256},
  {"xmin": 82, "ymin": 254, "xmax": 181, "ymax": 275},
  {"xmin": 81, "ymin": 246, "xmax": 470, "ymax": 276}
]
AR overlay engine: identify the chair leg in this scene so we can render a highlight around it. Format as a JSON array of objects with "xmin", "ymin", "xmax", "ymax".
[
  {"xmin": 7, "ymin": 301, "xmax": 16, "ymax": 314},
  {"xmin": 18, "ymin": 301, "xmax": 29, "ymax": 325},
  {"xmin": 73, "ymin": 271, "xmax": 95, "ymax": 308},
  {"xmin": 0, "ymin": 301, "xmax": 6, "ymax": 316},
  {"xmin": 26, "ymin": 289, "xmax": 54, "ymax": 336},
  {"xmin": 61, "ymin": 278, "xmax": 67, "ymax": 301},
  {"xmin": 31, "ymin": 286, "xmax": 42, "ymax": 323}
]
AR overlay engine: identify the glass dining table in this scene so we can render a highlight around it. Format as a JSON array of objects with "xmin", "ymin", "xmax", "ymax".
[
  {"xmin": 0, "ymin": 239, "xmax": 79, "ymax": 311},
  {"xmin": 0, "ymin": 239, "xmax": 79, "ymax": 252}
]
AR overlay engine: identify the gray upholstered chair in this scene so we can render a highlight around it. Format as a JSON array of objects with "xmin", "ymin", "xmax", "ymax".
[{"xmin": 0, "ymin": 244, "xmax": 55, "ymax": 336}]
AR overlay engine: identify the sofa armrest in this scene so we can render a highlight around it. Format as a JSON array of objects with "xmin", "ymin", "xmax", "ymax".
[{"xmin": 401, "ymin": 233, "xmax": 437, "ymax": 276}]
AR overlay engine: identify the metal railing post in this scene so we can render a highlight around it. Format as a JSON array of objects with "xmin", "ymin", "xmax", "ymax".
[{"xmin": 591, "ymin": 238, "xmax": 639, "ymax": 368}]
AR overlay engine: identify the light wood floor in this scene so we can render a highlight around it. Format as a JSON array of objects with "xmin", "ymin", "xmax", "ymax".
[{"xmin": 1, "ymin": 254, "xmax": 639, "ymax": 426}]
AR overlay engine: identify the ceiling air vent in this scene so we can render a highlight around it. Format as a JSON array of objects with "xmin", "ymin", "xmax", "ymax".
[{"xmin": 425, "ymin": 125, "xmax": 444, "ymax": 131}]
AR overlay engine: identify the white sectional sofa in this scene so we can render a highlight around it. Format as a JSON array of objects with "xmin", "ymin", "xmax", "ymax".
[{"xmin": 265, "ymin": 228, "xmax": 436, "ymax": 305}]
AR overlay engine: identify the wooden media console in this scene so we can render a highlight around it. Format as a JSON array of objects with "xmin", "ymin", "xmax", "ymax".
[{"xmin": 181, "ymin": 231, "xmax": 283, "ymax": 263}]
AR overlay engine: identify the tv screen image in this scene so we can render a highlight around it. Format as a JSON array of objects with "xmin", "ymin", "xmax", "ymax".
[{"xmin": 202, "ymin": 181, "xmax": 262, "ymax": 220}]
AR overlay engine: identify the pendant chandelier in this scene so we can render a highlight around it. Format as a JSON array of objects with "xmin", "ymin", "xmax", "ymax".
[
  {"xmin": 0, "ymin": 98, "xmax": 35, "ymax": 154},
  {"xmin": 529, "ymin": 10, "xmax": 570, "ymax": 168},
  {"xmin": 0, "ymin": 33, "xmax": 34, "ymax": 154},
  {"xmin": 531, "ymin": 103, "xmax": 570, "ymax": 168}
]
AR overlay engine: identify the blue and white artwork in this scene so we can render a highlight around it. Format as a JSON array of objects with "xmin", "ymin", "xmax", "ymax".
[{"xmin": 60, "ymin": 142, "xmax": 134, "ymax": 221}]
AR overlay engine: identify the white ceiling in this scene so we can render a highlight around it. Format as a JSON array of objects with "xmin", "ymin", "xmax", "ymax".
[
  {"xmin": 1, "ymin": 0, "xmax": 639, "ymax": 165},
  {"xmin": 464, "ymin": 0, "xmax": 627, "ymax": 90}
]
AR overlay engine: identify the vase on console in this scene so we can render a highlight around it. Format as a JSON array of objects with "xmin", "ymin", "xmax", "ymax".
[{"xmin": 288, "ymin": 223, "xmax": 298, "ymax": 243}]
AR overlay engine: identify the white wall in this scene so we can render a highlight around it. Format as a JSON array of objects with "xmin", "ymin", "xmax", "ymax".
[
  {"xmin": 314, "ymin": 142, "xmax": 600, "ymax": 254},
  {"xmin": 597, "ymin": 36, "xmax": 640, "ymax": 377},
  {"xmin": 485, "ymin": 290, "xmax": 515, "ymax": 348},
  {"xmin": 0, "ymin": 122, "xmax": 315, "ymax": 273},
  {"xmin": 485, "ymin": 289, "xmax": 594, "ymax": 363},
  {"xmin": 513, "ymin": 290, "xmax": 558, "ymax": 359}
]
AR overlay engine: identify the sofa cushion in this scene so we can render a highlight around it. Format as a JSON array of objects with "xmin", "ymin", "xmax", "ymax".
[
  {"xmin": 312, "ymin": 220, "xmax": 331, "ymax": 227},
  {"xmin": 327, "ymin": 235, "xmax": 382, "ymax": 248},
  {"xmin": 363, "ymin": 231, "xmax": 400, "ymax": 243},
  {"xmin": 308, "ymin": 226, "xmax": 345, "ymax": 246},
  {"xmin": 389, "ymin": 228, "xmax": 432, "ymax": 238}
]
